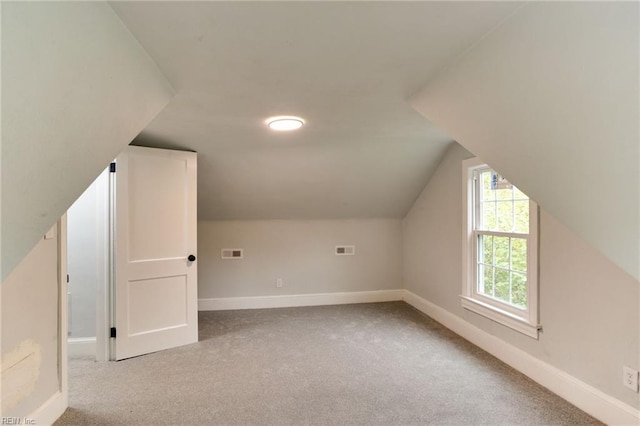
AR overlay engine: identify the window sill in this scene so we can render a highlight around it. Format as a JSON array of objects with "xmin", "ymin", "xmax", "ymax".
[{"xmin": 460, "ymin": 296, "xmax": 540, "ymax": 339}]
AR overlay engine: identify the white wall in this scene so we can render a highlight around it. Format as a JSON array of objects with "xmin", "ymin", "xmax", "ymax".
[
  {"xmin": 198, "ymin": 219, "xmax": 403, "ymax": 299},
  {"xmin": 2, "ymin": 1, "xmax": 173, "ymax": 281},
  {"xmin": 1, "ymin": 227, "xmax": 60, "ymax": 417},
  {"xmin": 411, "ymin": 2, "xmax": 639, "ymax": 281},
  {"xmin": 67, "ymin": 170, "xmax": 109, "ymax": 339},
  {"xmin": 403, "ymin": 142, "xmax": 640, "ymax": 408}
]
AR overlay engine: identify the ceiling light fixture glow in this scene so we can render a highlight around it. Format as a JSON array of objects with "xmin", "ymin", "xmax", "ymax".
[{"xmin": 267, "ymin": 116, "xmax": 305, "ymax": 131}]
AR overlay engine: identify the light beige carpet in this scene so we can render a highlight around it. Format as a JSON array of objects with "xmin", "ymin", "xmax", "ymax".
[{"xmin": 55, "ymin": 302, "xmax": 601, "ymax": 425}]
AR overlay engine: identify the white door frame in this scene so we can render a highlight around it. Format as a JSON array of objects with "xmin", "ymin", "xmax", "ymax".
[
  {"xmin": 57, "ymin": 215, "xmax": 69, "ymax": 419},
  {"xmin": 96, "ymin": 167, "xmax": 111, "ymax": 362}
]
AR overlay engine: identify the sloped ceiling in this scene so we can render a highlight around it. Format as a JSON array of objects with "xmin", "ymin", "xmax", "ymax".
[
  {"xmin": 110, "ymin": 1, "xmax": 521, "ymax": 220},
  {"xmin": 1, "ymin": 2, "xmax": 173, "ymax": 281},
  {"xmin": 411, "ymin": 2, "xmax": 639, "ymax": 281}
]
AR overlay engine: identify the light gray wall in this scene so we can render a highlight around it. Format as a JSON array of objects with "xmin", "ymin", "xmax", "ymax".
[
  {"xmin": 411, "ymin": 2, "xmax": 639, "ymax": 281},
  {"xmin": 198, "ymin": 219, "xmax": 403, "ymax": 299},
  {"xmin": 403, "ymin": 142, "xmax": 640, "ymax": 408},
  {"xmin": 1, "ymin": 227, "xmax": 59, "ymax": 417},
  {"xmin": 67, "ymin": 170, "xmax": 109, "ymax": 338},
  {"xmin": 2, "ymin": 1, "xmax": 173, "ymax": 281}
]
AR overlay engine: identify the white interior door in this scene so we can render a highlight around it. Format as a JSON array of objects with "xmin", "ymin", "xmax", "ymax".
[{"xmin": 114, "ymin": 146, "xmax": 198, "ymax": 360}]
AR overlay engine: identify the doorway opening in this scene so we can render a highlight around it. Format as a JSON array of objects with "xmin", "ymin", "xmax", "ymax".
[
  {"xmin": 66, "ymin": 167, "xmax": 111, "ymax": 362},
  {"xmin": 65, "ymin": 145, "xmax": 199, "ymax": 363}
]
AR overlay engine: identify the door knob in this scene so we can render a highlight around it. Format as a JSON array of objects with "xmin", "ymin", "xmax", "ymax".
[{"xmin": 188, "ymin": 254, "xmax": 196, "ymax": 262}]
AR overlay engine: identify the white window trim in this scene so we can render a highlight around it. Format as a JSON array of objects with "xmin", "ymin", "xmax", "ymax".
[{"xmin": 461, "ymin": 158, "xmax": 540, "ymax": 339}]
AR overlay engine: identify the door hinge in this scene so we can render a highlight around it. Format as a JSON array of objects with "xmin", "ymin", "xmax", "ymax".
[
  {"xmin": 110, "ymin": 327, "xmax": 117, "ymax": 338},
  {"xmin": 110, "ymin": 162, "xmax": 116, "ymax": 173},
  {"xmin": 66, "ymin": 274, "xmax": 70, "ymax": 283}
]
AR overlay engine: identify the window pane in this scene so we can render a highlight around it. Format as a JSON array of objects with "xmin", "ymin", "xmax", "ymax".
[
  {"xmin": 494, "ymin": 268, "xmax": 509, "ymax": 302},
  {"xmin": 511, "ymin": 272, "xmax": 527, "ymax": 308},
  {"xmin": 480, "ymin": 235, "xmax": 493, "ymax": 265},
  {"xmin": 481, "ymin": 171, "xmax": 495, "ymax": 201},
  {"xmin": 514, "ymin": 201, "xmax": 529, "ymax": 233},
  {"xmin": 478, "ymin": 265, "xmax": 494, "ymax": 297},
  {"xmin": 496, "ymin": 187, "xmax": 513, "ymax": 200},
  {"xmin": 513, "ymin": 186, "xmax": 527, "ymax": 200},
  {"xmin": 494, "ymin": 236, "xmax": 509, "ymax": 269},
  {"xmin": 482, "ymin": 202, "xmax": 496, "ymax": 230},
  {"xmin": 511, "ymin": 238, "xmax": 527, "ymax": 273},
  {"xmin": 497, "ymin": 201, "xmax": 514, "ymax": 232}
]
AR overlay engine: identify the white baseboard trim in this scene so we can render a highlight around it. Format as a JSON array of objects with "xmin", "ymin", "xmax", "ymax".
[
  {"xmin": 67, "ymin": 337, "xmax": 96, "ymax": 359},
  {"xmin": 403, "ymin": 290, "xmax": 640, "ymax": 426},
  {"xmin": 199, "ymin": 289, "xmax": 404, "ymax": 311},
  {"xmin": 29, "ymin": 390, "xmax": 67, "ymax": 426}
]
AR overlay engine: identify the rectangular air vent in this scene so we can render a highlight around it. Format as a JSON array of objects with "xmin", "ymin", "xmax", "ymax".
[
  {"xmin": 335, "ymin": 245, "xmax": 355, "ymax": 256},
  {"xmin": 221, "ymin": 248, "xmax": 243, "ymax": 259}
]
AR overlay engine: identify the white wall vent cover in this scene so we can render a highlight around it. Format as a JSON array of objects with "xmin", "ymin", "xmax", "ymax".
[
  {"xmin": 335, "ymin": 245, "xmax": 355, "ymax": 256},
  {"xmin": 221, "ymin": 249, "xmax": 243, "ymax": 259}
]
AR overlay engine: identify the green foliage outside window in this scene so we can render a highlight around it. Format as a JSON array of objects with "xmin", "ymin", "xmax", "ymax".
[{"xmin": 477, "ymin": 170, "xmax": 530, "ymax": 309}]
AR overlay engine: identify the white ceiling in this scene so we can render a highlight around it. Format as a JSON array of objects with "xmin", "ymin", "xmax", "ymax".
[{"xmin": 110, "ymin": 1, "xmax": 521, "ymax": 220}]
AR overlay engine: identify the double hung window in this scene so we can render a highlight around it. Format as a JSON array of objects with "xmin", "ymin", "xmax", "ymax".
[{"xmin": 462, "ymin": 159, "xmax": 539, "ymax": 338}]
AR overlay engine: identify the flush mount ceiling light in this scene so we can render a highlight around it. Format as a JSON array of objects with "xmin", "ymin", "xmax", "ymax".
[{"xmin": 266, "ymin": 116, "xmax": 305, "ymax": 131}]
